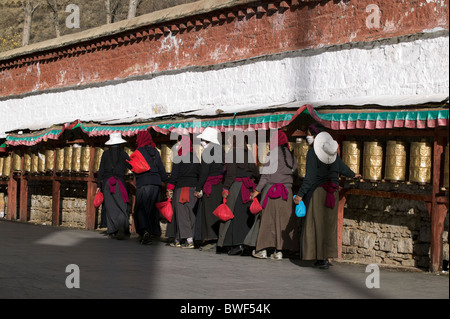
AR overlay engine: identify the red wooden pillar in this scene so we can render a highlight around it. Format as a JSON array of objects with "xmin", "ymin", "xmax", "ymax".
[
  {"xmin": 7, "ymin": 175, "xmax": 17, "ymax": 220},
  {"xmin": 52, "ymin": 179, "xmax": 61, "ymax": 226},
  {"xmin": 429, "ymin": 134, "xmax": 447, "ymax": 272},
  {"xmin": 7, "ymin": 152, "xmax": 17, "ymax": 220},
  {"xmin": 19, "ymin": 177, "xmax": 28, "ymax": 222},
  {"xmin": 337, "ymin": 190, "xmax": 347, "ymax": 258},
  {"xmin": 18, "ymin": 150, "xmax": 28, "ymax": 222},
  {"xmin": 51, "ymin": 145, "xmax": 61, "ymax": 226},
  {"xmin": 336, "ymin": 135, "xmax": 345, "ymax": 259}
]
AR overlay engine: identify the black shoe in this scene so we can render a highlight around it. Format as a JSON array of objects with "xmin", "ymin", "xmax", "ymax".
[
  {"xmin": 116, "ymin": 227, "xmax": 125, "ymax": 240},
  {"xmin": 228, "ymin": 245, "xmax": 244, "ymax": 256},
  {"xmin": 314, "ymin": 259, "xmax": 329, "ymax": 269},
  {"xmin": 140, "ymin": 232, "xmax": 152, "ymax": 245}
]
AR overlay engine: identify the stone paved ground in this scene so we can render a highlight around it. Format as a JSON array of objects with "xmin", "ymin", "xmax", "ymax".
[{"xmin": 0, "ymin": 220, "xmax": 448, "ymax": 305}]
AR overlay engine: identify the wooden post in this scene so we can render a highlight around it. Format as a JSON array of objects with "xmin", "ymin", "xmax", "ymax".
[
  {"xmin": 19, "ymin": 177, "xmax": 28, "ymax": 222},
  {"xmin": 51, "ymin": 145, "xmax": 60, "ymax": 226},
  {"xmin": 19, "ymin": 150, "xmax": 28, "ymax": 222},
  {"xmin": 52, "ymin": 179, "xmax": 61, "ymax": 226},
  {"xmin": 337, "ymin": 190, "xmax": 347, "ymax": 259},
  {"xmin": 7, "ymin": 151, "xmax": 17, "ymax": 220},
  {"xmin": 85, "ymin": 145, "xmax": 96, "ymax": 230},
  {"xmin": 7, "ymin": 176, "xmax": 17, "ymax": 220},
  {"xmin": 429, "ymin": 134, "xmax": 446, "ymax": 272},
  {"xmin": 335, "ymin": 134, "xmax": 347, "ymax": 259}
]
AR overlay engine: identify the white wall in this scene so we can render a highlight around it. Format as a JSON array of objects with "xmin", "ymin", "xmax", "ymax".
[{"xmin": 1, "ymin": 32, "xmax": 448, "ymax": 137}]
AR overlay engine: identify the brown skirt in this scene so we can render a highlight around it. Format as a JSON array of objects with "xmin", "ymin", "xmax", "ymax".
[
  {"xmin": 301, "ymin": 187, "xmax": 339, "ymax": 260},
  {"xmin": 255, "ymin": 187, "xmax": 299, "ymax": 252}
]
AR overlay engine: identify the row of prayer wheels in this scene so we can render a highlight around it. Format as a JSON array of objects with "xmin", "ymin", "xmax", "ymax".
[
  {"xmin": 1, "ymin": 140, "xmax": 448, "ymax": 188},
  {"xmin": 289, "ymin": 138, "xmax": 449, "ymax": 188},
  {"xmin": 0, "ymin": 145, "xmax": 100, "ymax": 176},
  {"xmin": 0, "ymin": 144, "xmax": 175, "ymax": 177},
  {"xmin": 342, "ymin": 140, "xmax": 449, "ymax": 187}
]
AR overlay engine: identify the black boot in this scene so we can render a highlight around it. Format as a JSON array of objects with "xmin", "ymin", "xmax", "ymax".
[
  {"xmin": 313, "ymin": 259, "xmax": 329, "ymax": 269},
  {"xmin": 228, "ymin": 245, "xmax": 244, "ymax": 256},
  {"xmin": 140, "ymin": 231, "xmax": 152, "ymax": 245}
]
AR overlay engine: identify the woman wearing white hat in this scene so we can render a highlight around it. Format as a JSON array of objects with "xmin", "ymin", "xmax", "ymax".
[
  {"xmin": 294, "ymin": 123, "xmax": 361, "ymax": 269},
  {"xmin": 97, "ymin": 132, "xmax": 131, "ymax": 239},
  {"xmin": 193, "ymin": 127, "xmax": 224, "ymax": 251}
]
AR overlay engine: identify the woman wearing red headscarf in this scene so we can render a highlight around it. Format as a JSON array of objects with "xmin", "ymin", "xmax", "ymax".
[
  {"xmin": 165, "ymin": 135, "xmax": 200, "ymax": 248},
  {"xmin": 133, "ymin": 130, "xmax": 168, "ymax": 245},
  {"xmin": 249, "ymin": 130, "xmax": 299, "ymax": 260}
]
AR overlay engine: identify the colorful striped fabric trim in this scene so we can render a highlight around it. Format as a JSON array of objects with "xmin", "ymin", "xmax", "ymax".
[
  {"xmin": 5, "ymin": 112, "xmax": 297, "ymax": 146},
  {"xmin": 5, "ymin": 105, "xmax": 448, "ymax": 147},
  {"xmin": 308, "ymin": 106, "xmax": 449, "ymax": 130}
]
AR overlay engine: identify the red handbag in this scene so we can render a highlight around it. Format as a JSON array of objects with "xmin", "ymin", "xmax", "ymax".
[
  {"xmin": 155, "ymin": 198, "xmax": 173, "ymax": 222},
  {"xmin": 212, "ymin": 198, "xmax": 234, "ymax": 222},
  {"xmin": 127, "ymin": 150, "xmax": 150, "ymax": 174},
  {"xmin": 94, "ymin": 191, "xmax": 104, "ymax": 208},
  {"xmin": 249, "ymin": 197, "xmax": 262, "ymax": 214}
]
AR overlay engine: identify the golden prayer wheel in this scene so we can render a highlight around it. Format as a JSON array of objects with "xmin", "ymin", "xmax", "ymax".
[
  {"xmin": 409, "ymin": 140, "xmax": 432, "ymax": 184},
  {"xmin": 257, "ymin": 142, "xmax": 270, "ymax": 168},
  {"xmin": 80, "ymin": 146, "xmax": 91, "ymax": 172},
  {"xmin": 23, "ymin": 150, "xmax": 31, "ymax": 172},
  {"xmin": 0, "ymin": 157, "xmax": 4, "ymax": 177},
  {"xmin": 363, "ymin": 141, "xmax": 383, "ymax": 182},
  {"xmin": 385, "ymin": 140, "xmax": 407, "ymax": 182},
  {"xmin": 293, "ymin": 138, "xmax": 310, "ymax": 178},
  {"xmin": 63, "ymin": 145, "xmax": 73, "ymax": 172},
  {"xmin": 55, "ymin": 148, "xmax": 65, "ymax": 172},
  {"xmin": 37, "ymin": 149, "xmax": 46, "ymax": 173},
  {"xmin": 94, "ymin": 147, "xmax": 104, "ymax": 172},
  {"xmin": 194, "ymin": 144, "xmax": 203, "ymax": 164},
  {"xmin": 342, "ymin": 140, "xmax": 361, "ymax": 175},
  {"xmin": 31, "ymin": 151, "xmax": 39, "ymax": 174},
  {"xmin": 45, "ymin": 148, "xmax": 55, "ymax": 172},
  {"xmin": 71, "ymin": 145, "xmax": 82, "ymax": 172},
  {"xmin": 444, "ymin": 143, "xmax": 449, "ymax": 188},
  {"xmin": 124, "ymin": 146, "xmax": 134, "ymax": 175},
  {"xmin": 2, "ymin": 155, "xmax": 11, "ymax": 177},
  {"xmin": 160, "ymin": 144, "xmax": 173, "ymax": 174},
  {"xmin": 12, "ymin": 151, "xmax": 22, "ymax": 172}
]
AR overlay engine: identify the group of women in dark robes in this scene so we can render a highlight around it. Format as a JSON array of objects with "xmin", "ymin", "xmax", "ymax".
[{"xmin": 97, "ymin": 124, "xmax": 359, "ymax": 267}]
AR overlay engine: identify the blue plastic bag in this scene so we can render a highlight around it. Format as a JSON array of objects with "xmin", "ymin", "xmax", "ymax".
[{"xmin": 293, "ymin": 195, "xmax": 306, "ymax": 217}]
